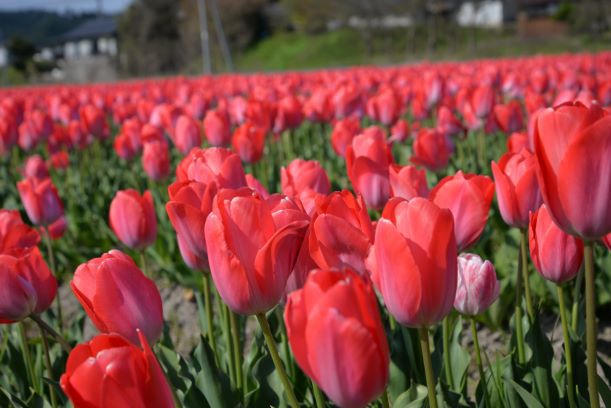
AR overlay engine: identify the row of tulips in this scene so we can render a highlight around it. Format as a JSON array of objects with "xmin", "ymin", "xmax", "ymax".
[{"xmin": 1, "ymin": 51, "xmax": 611, "ymax": 408}]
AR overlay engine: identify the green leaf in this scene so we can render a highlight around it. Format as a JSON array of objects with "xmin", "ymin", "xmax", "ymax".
[
  {"xmin": 524, "ymin": 314, "xmax": 558, "ymax": 407},
  {"xmin": 193, "ymin": 335, "xmax": 237, "ymax": 408},
  {"xmin": 449, "ymin": 317, "xmax": 470, "ymax": 394},
  {"xmin": 393, "ymin": 383, "xmax": 428, "ymax": 408},
  {"xmin": 506, "ymin": 379, "xmax": 545, "ymax": 408}
]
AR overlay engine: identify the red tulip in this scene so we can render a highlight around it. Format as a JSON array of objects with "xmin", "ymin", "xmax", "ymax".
[
  {"xmin": 42, "ymin": 215, "xmax": 68, "ymax": 241},
  {"xmin": 176, "ymin": 147, "xmax": 247, "ymax": 188},
  {"xmin": 285, "ymin": 268, "xmax": 390, "ymax": 408},
  {"xmin": 454, "ymin": 253, "xmax": 500, "ymax": 316},
  {"xmin": 529, "ymin": 204, "xmax": 584, "ymax": 284},
  {"xmin": 491, "ymin": 148, "xmax": 541, "ymax": 228},
  {"xmin": 109, "ymin": 190, "xmax": 157, "ymax": 250},
  {"xmin": 173, "ymin": 114, "xmax": 202, "ymax": 154},
  {"xmin": 410, "ymin": 128, "xmax": 452, "ymax": 172},
  {"xmin": 436, "ymin": 106, "xmax": 465, "ymax": 138},
  {"xmin": 48, "ymin": 151, "xmax": 70, "ymax": 170},
  {"xmin": 304, "ymin": 89, "xmax": 333, "ymax": 123},
  {"xmin": 142, "ymin": 140, "xmax": 170, "ymax": 181},
  {"xmin": 345, "ymin": 129, "xmax": 393, "ymax": 209},
  {"xmin": 331, "ymin": 117, "xmax": 361, "ymax": 157},
  {"xmin": 281, "ymin": 159, "xmax": 331, "ymax": 198},
  {"xmin": 60, "ymin": 332, "xmax": 174, "ymax": 408},
  {"xmin": 389, "ymin": 164, "xmax": 429, "ymax": 200},
  {"xmin": 471, "ymin": 86, "xmax": 495, "ymax": 118},
  {"xmin": 203, "ymin": 109, "xmax": 232, "ymax": 146},
  {"xmin": 204, "ymin": 188, "xmax": 308, "ymax": 315},
  {"xmin": 494, "ymin": 100, "xmax": 524, "ymax": 134},
  {"xmin": 80, "ymin": 105, "xmax": 108, "ymax": 139},
  {"xmin": 71, "ymin": 250, "xmax": 164, "ymax": 344},
  {"xmin": 368, "ymin": 197, "xmax": 457, "ymax": 327},
  {"xmin": 17, "ymin": 177, "xmax": 64, "ymax": 226},
  {"xmin": 367, "ymin": 87, "xmax": 402, "ymax": 126},
  {"xmin": 534, "ymin": 101, "xmax": 611, "ymax": 239},
  {"xmin": 0, "ymin": 247, "xmax": 57, "ymax": 323},
  {"xmin": 23, "ymin": 155, "xmax": 49, "ymax": 179},
  {"xmin": 245, "ymin": 174, "xmax": 270, "ymax": 199},
  {"xmin": 602, "ymin": 233, "xmax": 611, "ymax": 250},
  {"xmin": 507, "ymin": 132, "xmax": 529, "ymax": 154},
  {"xmin": 231, "ymin": 122, "xmax": 266, "ymax": 163},
  {"xmin": 0, "ymin": 209, "xmax": 40, "ymax": 254},
  {"xmin": 166, "ymin": 180, "xmax": 217, "ymax": 271},
  {"xmin": 429, "ymin": 171, "xmax": 493, "ymax": 251},
  {"xmin": 389, "ymin": 119, "xmax": 410, "ymax": 144},
  {"xmin": 0, "ymin": 116, "xmax": 18, "ymax": 155},
  {"xmin": 309, "ymin": 190, "xmax": 373, "ymax": 275},
  {"xmin": 332, "ymin": 84, "xmax": 363, "ymax": 120},
  {"xmin": 114, "ymin": 133, "xmax": 138, "ymax": 160},
  {"xmin": 274, "ymin": 95, "xmax": 304, "ymax": 133}
]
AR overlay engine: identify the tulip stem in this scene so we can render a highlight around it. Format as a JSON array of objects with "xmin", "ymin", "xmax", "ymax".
[
  {"xmin": 520, "ymin": 228, "xmax": 534, "ymax": 320},
  {"xmin": 139, "ymin": 250, "xmax": 149, "ymax": 278},
  {"xmin": 442, "ymin": 317, "xmax": 453, "ymax": 388},
  {"xmin": 418, "ymin": 326, "xmax": 438, "ymax": 408},
  {"xmin": 222, "ymin": 303, "xmax": 237, "ymax": 387},
  {"xmin": 514, "ymin": 238, "xmax": 526, "ymax": 365},
  {"xmin": 35, "ymin": 319, "xmax": 58, "ymax": 408},
  {"xmin": 229, "ymin": 310, "xmax": 243, "ymax": 393},
  {"xmin": 18, "ymin": 322, "xmax": 40, "ymax": 394},
  {"xmin": 470, "ymin": 318, "xmax": 491, "ymax": 408},
  {"xmin": 571, "ymin": 267, "xmax": 584, "ymax": 333},
  {"xmin": 311, "ymin": 379, "xmax": 325, "ymax": 408},
  {"xmin": 380, "ymin": 388, "xmax": 391, "ymax": 408},
  {"xmin": 584, "ymin": 242, "xmax": 599, "ymax": 408},
  {"xmin": 30, "ymin": 314, "xmax": 72, "ymax": 353},
  {"xmin": 201, "ymin": 274, "xmax": 217, "ymax": 356},
  {"xmin": 43, "ymin": 230, "xmax": 63, "ymax": 333},
  {"xmin": 256, "ymin": 312, "xmax": 300, "ymax": 408},
  {"xmin": 557, "ymin": 285, "xmax": 577, "ymax": 408}
]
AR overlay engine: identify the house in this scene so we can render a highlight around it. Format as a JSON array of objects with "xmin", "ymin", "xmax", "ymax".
[{"xmin": 35, "ymin": 16, "xmax": 119, "ymax": 83}]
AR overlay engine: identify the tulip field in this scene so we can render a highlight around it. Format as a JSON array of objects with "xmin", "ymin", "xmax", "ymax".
[{"xmin": 1, "ymin": 51, "xmax": 611, "ymax": 408}]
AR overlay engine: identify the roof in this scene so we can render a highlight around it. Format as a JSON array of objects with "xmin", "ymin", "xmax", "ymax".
[{"xmin": 60, "ymin": 16, "xmax": 117, "ymax": 42}]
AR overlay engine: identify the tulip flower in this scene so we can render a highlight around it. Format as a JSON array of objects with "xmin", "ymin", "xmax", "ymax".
[
  {"xmin": 166, "ymin": 180, "xmax": 217, "ymax": 271},
  {"xmin": 366, "ymin": 87, "xmax": 403, "ymax": 126},
  {"xmin": 491, "ymin": 148, "xmax": 542, "ymax": 229},
  {"xmin": 60, "ymin": 332, "xmax": 175, "ymax": 408},
  {"xmin": 0, "ymin": 247, "xmax": 57, "ymax": 323},
  {"xmin": 454, "ymin": 254, "xmax": 500, "ymax": 316},
  {"xmin": 389, "ymin": 119, "xmax": 410, "ymax": 143},
  {"xmin": 529, "ymin": 205, "xmax": 584, "ymax": 284},
  {"xmin": 231, "ymin": 122, "xmax": 266, "ymax": 164},
  {"xmin": 48, "ymin": 151, "xmax": 70, "ymax": 171},
  {"xmin": 436, "ymin": 106, "xmax": 465, "ymax": 138},
  {"xmin": 142, "ymin": 140, "xmax": 170, "ymax": 181},
  {"xmin": 281, "ymin": 159, "xmax": 331, "ymax": 198},
  {"xmin": 389, "ymin": 164, "xmax": 429, "ymax": 200},
  {"xmin": 429, "ymin": 171, "xmax": 494, "ymax": 252},
  {"xmin": 471, "ymin": 86, "xmax": 495, "ymax": 119},
  {"xmin": 204, "ymin": 109, "xmax": 231, "ymax": 146},
  {"xmin": 285, "ymin": 268, "xmax": 390, "ymax": 408},
  {"xmin": 71, "ymin": 250, "xmax": 164, "ymax": 344},
  {"xmin": 345, "ymin": 129, "xmax": 393, "ymax": 210},
  {"xmin": 17, "ymin": 177, "xmax": 64, "ymax": 226},
  {"xmin": 176, "ymin": 147, "xmax": 247, "ymax": 188},
  {"xmin": 245, "ymin": 174, "xmax": 270, "ymax": 199},
  {"xmin": 173, "ymin": 114, "xmax": 202, "ymax": 154},
  {"xmin": 410, "ymin": 128, "xmax": 452, "ymax": 172},
  {"xmin": 274, "ymin": 95, "xmax": 304, "ymax": 133},
  {"xmin": 23, "ymin": 155, "xmax": 49, "ymax": 179},
  {"xmin": 0, "ymin": 210, "xmax": 40, "ymax": 254},
  {"xmin": 109, "ymin": 190, "xmax": 157, "ymax": 250},
  {"xmin": 204, "ymin": 188, "xmax": 308, "ymax": 315},
  {"xmin": 534, "ymin": 101, "xmax": 611, "ymax": 239},
  {"xmin": 506, "ymin": 132, "xmax": 529, "ymax": 153},
  {"xmin": 603, "ymin": 233, "xmax": 611, "ymax": 250},
  {"xmin": 309, "ymin": 190, "xmax": 373, "ymax": 276},
  {"xmin": 494, "ymin": 100, "xmax": 524, "ymax": 134},
  {"xmin": 331, "ymin": 117, "xmax": 361, "ymax": 157},
  {"xmin": 368, "ymin": 197, "xmax": 457, "ymax": 327}
]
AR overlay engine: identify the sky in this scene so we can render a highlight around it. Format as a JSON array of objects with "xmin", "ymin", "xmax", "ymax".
[{"xmin": 0, "ymin": 0, "xmax": 132, "ymax": 13}]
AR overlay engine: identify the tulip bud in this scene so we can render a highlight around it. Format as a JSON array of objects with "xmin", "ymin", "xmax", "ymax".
[
  {"xmin": 0, "ymin": 209, "xmax": 41, "ymax": 253},
  {"xmin": 0, "ymin": 247, "xmax": 57, "ymax": 323},
  {"xmin": 491, "ymin": 148, "xmax": 541, "ymax": 229},
  {"xmin": 205, "ymin": 188, "xmax": 308, "ymax": 315},
  {"xmin": 142, "ymin": 140, "xmax": 170, "ymax": 181},
  {"xmin": 203, "ymin": 109, "xmax": 231, "ymax": 146},
  {"xmin": 231, "ymin": 122, "xmax": 266, "ymax": 164},
  {"xmin": 454, "ymin": 254, "xmax": 500, "ymax": 316},
  {"xmin": 285, "ymin": 269, "xmax": 390, "ymax": 408},
  {"xmin": 389, "ymin": 164, "xmax": 429, "ymax": 200},
  {"xmin": 529, "ymin": 205, "xmax": 584, "ymax": 284},
  {"xmin": 430, "ymin": 171, "xmax": 494, "ymax": 252},
  {"xmin": 109, "ymin": 190, "xmax": 157, "ymax": 250},
  {"xmin": 176, "ymin": 147, "xmax": 247, "ymax": 188},
  {"xmin": 60, "ymin": 332, "xmax": 175, "ymax": 408},
  {"xmin": 23, "ymin": 155, "xmax": 49, "ymax": 179},
  {"xmin": 17, "ymin": 177, "xmax": 64, "ymax": 226},
  {"xmin": 71, "ymin": 250, "xmax": 164, "ymax": 344},
  {"xmin": 173, "ymin": 114, "xmax": 202, "ymax": 154},
  {"xmin": 368, "ymin": 197, "xmax": 457, "ymax": 327}
]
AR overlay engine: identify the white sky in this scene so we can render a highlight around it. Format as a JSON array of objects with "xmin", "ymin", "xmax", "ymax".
[{"xmin": 0, "ymin": 0, "xmax": 132, "ymax": 13}]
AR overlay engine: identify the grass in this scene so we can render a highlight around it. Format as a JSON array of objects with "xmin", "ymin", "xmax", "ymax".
[{"xmin": 237, "ymin": 27, "xmax": 611, "ymax": 72}]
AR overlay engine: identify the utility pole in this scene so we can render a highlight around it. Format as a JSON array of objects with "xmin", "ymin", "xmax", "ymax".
[
  {"xmin": 209, "ymin": 0, "xmax": 233, "ymax": 72},
  {"xmin": 196, "ymin": 0, "xmax": 212, "ymax": 74}
]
